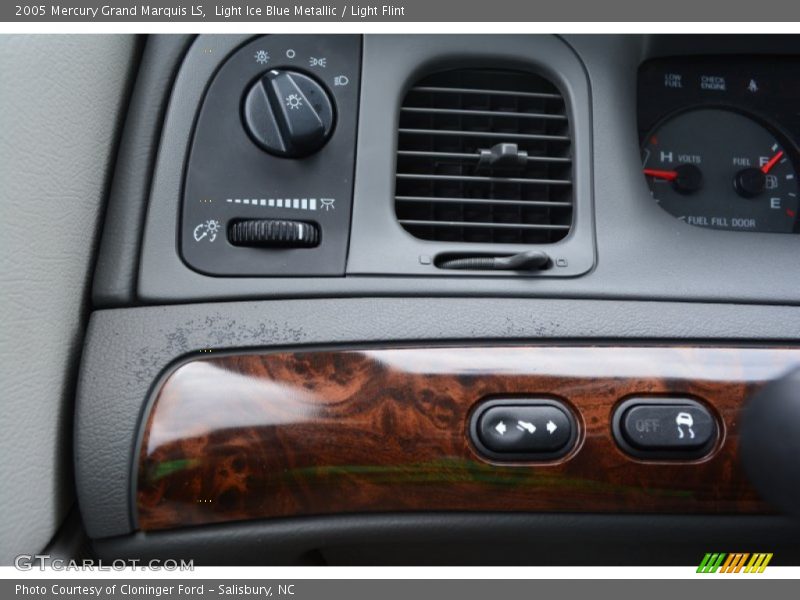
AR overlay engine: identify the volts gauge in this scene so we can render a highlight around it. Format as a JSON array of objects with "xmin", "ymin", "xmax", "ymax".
[{"xmin": 642, "ymin": 108, "xmax": 799, "ymax": 233}]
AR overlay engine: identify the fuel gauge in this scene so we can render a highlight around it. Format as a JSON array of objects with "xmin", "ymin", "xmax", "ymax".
[{"xmin": 642, "ymin": 108, "xmax": 799, "ymax": 233}]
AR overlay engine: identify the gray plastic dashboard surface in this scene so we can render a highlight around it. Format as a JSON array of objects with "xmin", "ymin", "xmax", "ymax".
[
  {"xmin": 75, "ymin": 297, "xmax": 800, "ymax": 540},
  {"xmin": 137, "ymin": 34, "xmax": 800, "ymax": 305},
  {"xmin": 93, "ymin": 35, "xmax": 193, "ymax": 307}
]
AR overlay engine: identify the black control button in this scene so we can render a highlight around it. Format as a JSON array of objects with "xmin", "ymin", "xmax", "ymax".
[
  {"xmin": 613, "ymin": 398, "xmax": 717, "ymax": 459},
  {"xmin": 671, "ymin": 164, "xmax": 704, "ymax": 195},
  {"xmin": 734, "ymin": 167, "xmax": 766, "ymax": 198},
  {"xmin": 243, "ymin": 69, "xmax": 335, "ymax": 158},
  {"xmin": 471, "ymin": 400, "xmax": 577, "ymax": 461}
]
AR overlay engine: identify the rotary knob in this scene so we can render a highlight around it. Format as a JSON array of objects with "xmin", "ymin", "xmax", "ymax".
[
  {"xmin": 242, "ymin": 69, "xmax": 335, "ymax": 158},
  {"xmin": 740, "ymin": 368, "xmax": 800, "ymax": 517},
  {"xmin": 228, "ymin": 219, "xmax": 320, "ymax": 248}
]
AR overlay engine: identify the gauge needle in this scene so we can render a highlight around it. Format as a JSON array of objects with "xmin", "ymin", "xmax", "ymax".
[
  {"xmin": 761, "ymin": 150, "xmax": 784, "ymax": 174},
  {"xmin": 643, "ymin": 168, "xmax": 679, "ymax": 181}
]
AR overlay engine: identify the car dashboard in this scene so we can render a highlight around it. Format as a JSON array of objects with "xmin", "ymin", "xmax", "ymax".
[{"xmin": 62, "ymin": 34, "xmax": 800, "ymax": 566}]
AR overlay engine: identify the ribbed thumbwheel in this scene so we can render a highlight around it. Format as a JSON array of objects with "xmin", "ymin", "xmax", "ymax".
[{"xmin": 228, "ymin": 219, "xmax": 320, "ymax": 248}]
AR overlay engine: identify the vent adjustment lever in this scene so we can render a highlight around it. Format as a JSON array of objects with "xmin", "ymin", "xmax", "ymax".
[
  {"xmin": 476, "ymin": 142, "xmax": 529, "ymax": 172},
  {"xmin": 436, "ymin": 250, "xmax": 551, "ymax": 272}
]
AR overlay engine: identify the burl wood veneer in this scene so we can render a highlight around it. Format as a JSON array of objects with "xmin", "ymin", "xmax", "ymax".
[{"xmin": 137, "ymin": 346, "xmax": 800, "ymax": 531}]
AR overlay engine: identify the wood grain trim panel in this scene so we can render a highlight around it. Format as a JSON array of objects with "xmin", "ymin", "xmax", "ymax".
[{"xmin": 136, "ymin": 346, "xmax": 800, "ymax": 531}]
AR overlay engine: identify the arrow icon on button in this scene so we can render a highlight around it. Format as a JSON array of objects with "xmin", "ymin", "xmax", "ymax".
[
  {"xmin": 546, "ymin": 420, "xmax": 558, "ymax": 434},
  {"xmin": 494, "ymin": 421, "xmax": 507, "ymax": 435}
]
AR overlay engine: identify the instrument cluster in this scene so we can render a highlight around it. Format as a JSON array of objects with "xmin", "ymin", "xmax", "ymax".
[{"xmin": 638, "ymin": 56, "xmax": 800, "ymax": 233}]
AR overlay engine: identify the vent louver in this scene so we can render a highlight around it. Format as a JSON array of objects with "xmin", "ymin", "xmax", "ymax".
[{"xmin": 394, "ymin": 69, "xmax": 573, "ymax": 244}]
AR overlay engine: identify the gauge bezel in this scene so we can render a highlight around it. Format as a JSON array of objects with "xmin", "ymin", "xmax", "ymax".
[{"xmin": 641, "ymin": 104, "xmax": 800, "ymax": 234}]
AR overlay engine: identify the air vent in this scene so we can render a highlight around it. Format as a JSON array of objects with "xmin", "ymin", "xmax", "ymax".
[{"xmin": 394, "ymin": 69, "xmax": 573, "ymax": 244}]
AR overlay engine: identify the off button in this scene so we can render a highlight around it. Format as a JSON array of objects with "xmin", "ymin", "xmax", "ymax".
[
  {"xmin": 613, "ymin": 398, "xmax": 718, "ymax": 459},
  {"xmin": 471, "ymin": 399, "xmax": 578, "ymax": 461}
]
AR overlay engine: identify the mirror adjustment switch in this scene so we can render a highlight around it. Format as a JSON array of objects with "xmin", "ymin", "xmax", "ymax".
[
  {"xmin": 470, "ymin": 399, "xmax": 578, "ymax": 461},
  {"xmin": 613, "ymin": 398, "xmax": 718, "ymax": 460}
]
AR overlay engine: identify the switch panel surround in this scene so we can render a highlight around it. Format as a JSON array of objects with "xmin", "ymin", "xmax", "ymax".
[
  {"xmin": 180, "ymin": 35, "xmax": 361, "ymax": 276},
  {"xmin": 135, "ymin": 345, "xmax": 786, "ymax": 532}
]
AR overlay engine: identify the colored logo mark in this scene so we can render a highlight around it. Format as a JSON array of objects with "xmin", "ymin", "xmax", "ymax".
[{"xmin": 697, "ymin": 552, "xmax": 773, "ymax": 573}]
